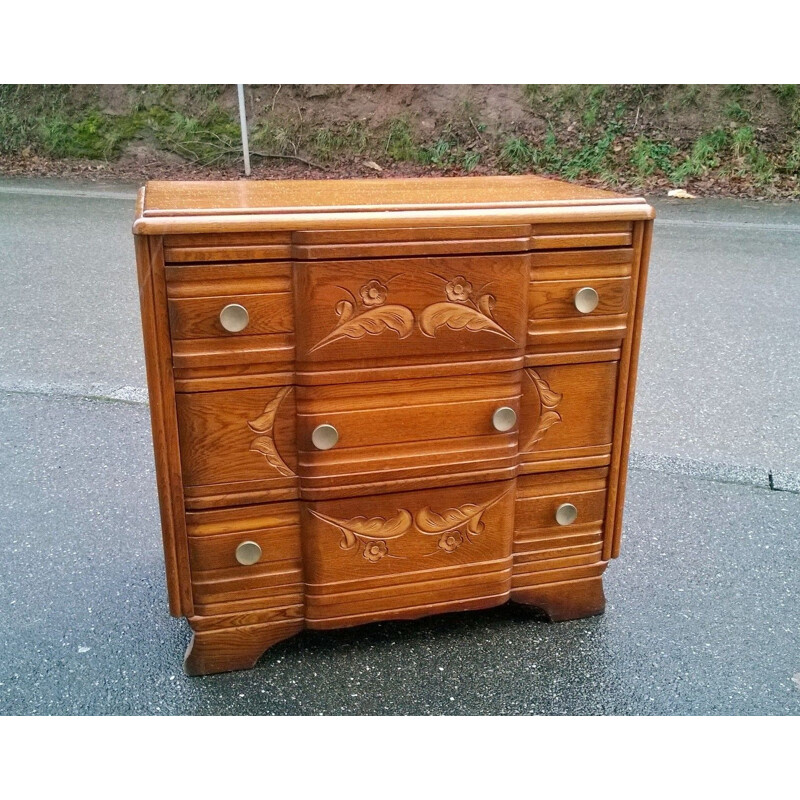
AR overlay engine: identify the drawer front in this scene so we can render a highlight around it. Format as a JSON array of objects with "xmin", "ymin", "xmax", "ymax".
[
  {"xmin": 519, "ymin": 360, "xmax": 618, "ymax": 472},
  {"xmin": 294, "ymin": 254, "xmax": 529, "ymax": 369},
  {"xmin": 165, "ymin": 262, "xmax": 295, "ymax": 382},
  {"xmin": 176, "ymin": 385, "xmax": 298, "ymax": 509},
  {"xmin": 163, "ymin": 231, "xmax": 292, "ymax": 263},
  {"xmin": 302, "ymin": 479, "xmax": 516, "ymax": 628},
  {"xmin": 528, "ymin": 248, "xmax": 633, "ymax": 353},
  {"xmin": 186, "ymin": 501, "xmax": 303, "ymax": 617},
  {"xmin": 175, "ymin": 372, "xmax": 522, "ymax": 505},
  {"xmin": 296, "ymin": 370, "xmax": 521, "ymax": 499},
  {"xmin": 168, "ymin": 292, "xmax": 294, "ymax": 340},
  {"xmin": 512, "ymin": 468, "xmax": 608, "ymax": 591},
  {"xmin": 529, "ymin": 276, "xmax": 630, "ymax": 321}
]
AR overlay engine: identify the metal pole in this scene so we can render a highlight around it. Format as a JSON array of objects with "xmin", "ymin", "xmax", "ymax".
[{"xmin": 237, "ymin": 83, "xmax": 251, "ymax": 177}]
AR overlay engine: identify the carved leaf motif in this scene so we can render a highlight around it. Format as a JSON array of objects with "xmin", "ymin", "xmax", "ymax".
[
  {"xmin": 415, "ymin": 504, "xmax": 486, "ymax": 535},
  {"xmin": 248, "ymin": 387, "xmax": 295, "ymax": 477},
  {"xmin": 331, "ymin": 510, "xmax": 413, "ymax": 539},
  {"xmin": 536, "ymin": 381, "xmax": 562, "ymax": 408},
  {"xmin": 478, "ymin": 293, "xmax": 496, "ymax": 320},
  {"xmin": 310, "ymin": 305, "xmax": 414, "ymax": 352},
  {"xmin": 418, "ymin": 302, "xmax": 514, "ymax": 341},
  {"xmin": 416, "ymin": 487, "xmax": 512, "ymax": 555},
  {"xmin": 335, "ymin": 299, "xmax": 354, "ymax": 323},
  {"xmin": 308, "ymin": 508, "xmax": 413, "ymax": 558},
  {"xmin": 525, "ymin": 370, "xmax": 563, "ymax": 448}
]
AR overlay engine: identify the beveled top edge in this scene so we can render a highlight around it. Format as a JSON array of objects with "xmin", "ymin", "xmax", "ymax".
[{"xmin": 134, "ymin": 199, "xmax": 655, "ymax": 236}]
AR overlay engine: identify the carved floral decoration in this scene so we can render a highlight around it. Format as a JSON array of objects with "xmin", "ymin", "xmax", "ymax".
[
  {"xmin": 247, "ymin": 386, "xmax": 295, "ymax": 477},
  {"xmin": 524, "ymin": 369, "xmax": 563, "ymax": 449},
  {"xmin": 416, "ymin": 488, "xmax": 512, "ymax": 555},
  {"xmin": 310, "ymin": 273, "xmax": 516, "ymax": 352},
  {"xmin": 309, "ymin": 278, "xmax": 414, "ymax": 352},
  {"xmin": 418, "ymin": 273, "xmax": 515, "ymax": 341},
  {"xmin": 309, "ymin": 488, "xmax": 511, "ymax": 563},
  {"xmin": 307, "ymin": 508, "xmax": 413, "ymax": 562}
]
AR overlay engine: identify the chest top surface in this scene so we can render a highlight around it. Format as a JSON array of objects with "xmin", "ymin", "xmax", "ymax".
[{"xmin": 133, "ymin": 176, "xmax": 654, "ymax": 234}]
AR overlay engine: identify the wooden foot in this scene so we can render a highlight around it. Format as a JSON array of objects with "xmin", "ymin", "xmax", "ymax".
[
  {"xmin": 510, "ymin": 576, "xmax": 606, "ymax": 622},
  {"xmin": 184, "ymin": 620, "xmax": 302, "ymax": 676}
]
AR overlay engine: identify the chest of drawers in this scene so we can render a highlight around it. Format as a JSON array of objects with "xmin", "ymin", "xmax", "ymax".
[{"xmin": 133, "ymin": 176, "xmax": 653, "ymax": 675}]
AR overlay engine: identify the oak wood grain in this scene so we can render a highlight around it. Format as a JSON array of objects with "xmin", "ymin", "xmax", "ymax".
[
  {"xmin": 135, "ymin": 234, "xmax": 193, "ymax": 616},
  {"xmin": 168, "ymin": 292, "xmax": 294, "ymax": 340},
  {"xmin": 293, "ymin": 254, "xmax": 529, "ymax": 368}
]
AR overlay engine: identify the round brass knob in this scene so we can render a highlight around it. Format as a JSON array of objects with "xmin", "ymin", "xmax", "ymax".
[
  {"xmin": 235, "ymin": 540, "xmax": 262, "ymax": 566},
  {"xmin": 574, "ymin": 287, "xmax": 599, "ymax": 314},
  {"xmin": 219, "ymin": 303, "xmax": 249, "ymax": 332},
  {"xmin": 492, "ymin": 406, "xmax": 517, "ymax": 432},
  {"xmin": 311, "ymin": 423, "xmax": 339, "ymax": 450},
  {"xmin": 555, "ymin": 503, "xmax": 578, "ymax": 526}
]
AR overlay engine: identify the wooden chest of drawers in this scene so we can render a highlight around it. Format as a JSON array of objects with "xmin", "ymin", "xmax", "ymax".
[{"xmin": 133, "ymin": 176, "xmax": 653, "ymax": 675}]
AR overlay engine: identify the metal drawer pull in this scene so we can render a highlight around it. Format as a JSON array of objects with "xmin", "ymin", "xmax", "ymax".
[
  {"xmin": 235, "ymin": 541, "xmax": 262, "ymax": 566},
  {"xmin": 219, "ymin": 303, "xmax": 250, "ymax": 332},
  {"xmin": 492, "ymin": 406, "xmax": 517, "ymax": 432},
  {"xmin": 574, "ymin": 287, "xmax": 599, "ymax": 314},
  {"xmin": 555, "ymin": 503, "xmax": 578, "ymax": 526},
  {"xmin": 312, "ymin": 423, "xmax": 339, "ymax": 450}
]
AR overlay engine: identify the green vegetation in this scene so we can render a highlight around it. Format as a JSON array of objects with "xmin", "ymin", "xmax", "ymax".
[
  {"xmin": 1, "ymin": 84, "xmax": 798, "ymax": 195},
  {"xmin": 384, "ymin": 118, "xmax": 418, "ymax": 162},
  {"xmin": 630, "ymin": 137, "xmax": 678, "ymax": 178}
]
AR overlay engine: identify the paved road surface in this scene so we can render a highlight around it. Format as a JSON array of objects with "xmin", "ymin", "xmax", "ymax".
[{"xmin": 1, "ymin": 178, "xmax": 798, "ymax": 714}]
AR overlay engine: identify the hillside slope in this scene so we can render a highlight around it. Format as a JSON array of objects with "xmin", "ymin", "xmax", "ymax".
[{"xmin": 1, "ymin": 84, "xmax": 798, "ymax": 198}]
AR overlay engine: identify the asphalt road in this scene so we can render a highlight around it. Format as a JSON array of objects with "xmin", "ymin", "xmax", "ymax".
[{"xmin": 1, "ymin": 178, "xmax": 798, "ymax": 715}]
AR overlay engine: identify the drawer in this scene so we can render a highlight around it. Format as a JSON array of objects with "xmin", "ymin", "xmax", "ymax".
[
  {"xmin": 529, "ymin": 276, "xmax": 630, "ymax": 320},
  {"xmin": 528, "ymin": 275, "xmax": 631, "ymax": 348},
  {"xmin": 302, "ymin": 479, "xmax": 515, "ymax": 628},
  {"xmin": 175, "ymin": 371, "xmax": 522, "ymax": 505},
  {"xmin": 163, "ymin": 231, "xmax": 292, "ymax": 263},
  {"xmin": 168, "ymin": 292, "xmax": 294, "ymax": 339},
  {"xmin": 166, "ymin": 262, "xmax": 295, "ymax": 380},
  {"xmin": 529, "ymin": 248, "xmax": 634, "ymax": 281},
  {"xmin": 176, "ymin": 385, "xmax": 298, "ymax": 509},
  {"xmin": 293, "ymin": 254, "xmax": 529, "ymax": 370},
  {"xmin": 528, "ymin": 249, "xmax": 633, "ymax": 352},
  {"xmin": 519, "ymin": 360, "xmax": 618, "ymax": 472},
  {"xmin": 512, "ymin": 468, "xmax": 608, "ymax": 590},
  {"xmin": 186, "ymin": 501, "xmax": 303, "ymax": 617},
  {"xmin": 296, "ymin": 370, "xmax": 521, "ymax": 498}
]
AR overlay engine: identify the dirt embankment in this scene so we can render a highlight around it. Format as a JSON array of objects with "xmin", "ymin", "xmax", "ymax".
[{"xmin": 1, "ymin": 84, "xmax": 798, "ymax": 198}]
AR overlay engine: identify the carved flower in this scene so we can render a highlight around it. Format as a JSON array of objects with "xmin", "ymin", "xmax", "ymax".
[
  {"xmin": 360, "ymin": 280, "xmax": 388, "ymax": 307},
  {"xmin": 363, "ymin": 540, "xmax": 388, "ymax": 562},
  {"xmin": 445, "ymin": 276, "xmax": 473, "ymax": 303},
  {"xmin": 438, "ymin": 531, "xmax": 463, "ymax": 553}
]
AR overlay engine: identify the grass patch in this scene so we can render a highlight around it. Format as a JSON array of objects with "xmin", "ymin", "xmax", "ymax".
[
  {"xmin": 384, "ymin": 118, "xmax": 420, "ymax": 162},
  {"xmin": 672, "ymin": 128, "xmax": 729, "ymax": 181},
  {"xmin": 307, "ymin": 122, "xmax": 368, "ymax": 163},
  {"xmin": 725, "ymin": 100, "xmax": 751, "ymax": 122},
  {"xmin": 731, "ymin": 126, "xmax": 775, "ymax": 184},
  {"xmin": 630, "ymin": 136, "xmax": 677, "ymax": 177},
  {"xmin": 146, "ymin": 106, "xmax": 241, "ymax": 165},
  {"xmin": 38, "ymin": 111, "xmax": 140, "ymax": 159}
]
